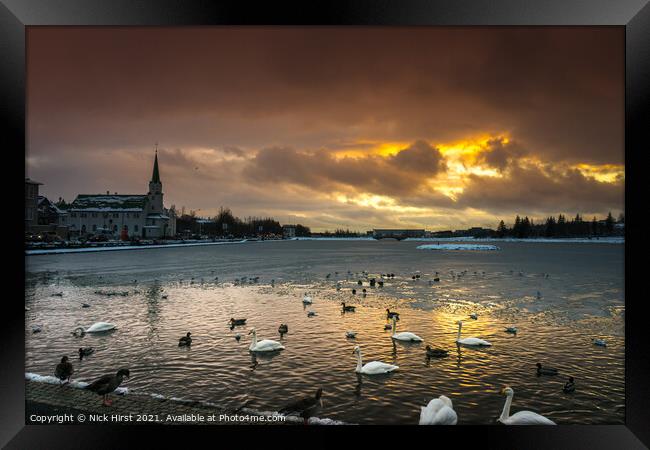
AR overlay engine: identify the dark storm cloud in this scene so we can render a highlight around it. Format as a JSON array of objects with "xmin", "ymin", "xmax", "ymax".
[
  {"xmin": 457, "ymin": 163, "xmax": 624, "ymax": 215},
  {"xmin": 243, "ymin": 141, "xmax": 444, "ymax": 196},
  {"xmin": 26, "ymin": 27, "xmax": 624, "ymax": 229}
]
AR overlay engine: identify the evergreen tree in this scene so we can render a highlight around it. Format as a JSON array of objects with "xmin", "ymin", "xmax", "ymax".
[
  {"xmin": 605, "ymin": 212, "xmax": 615, "ymax": 235},
  {"xmin": 591, "ymin": 216, "xmax": 599, "ymax": 236},
  {"xmin": 544, "ymin": 216, "xmax": 556, "ymax": 237},
  {"xmin": 496, "ymin": 220, "xmax": 507, "ymax": 238}
]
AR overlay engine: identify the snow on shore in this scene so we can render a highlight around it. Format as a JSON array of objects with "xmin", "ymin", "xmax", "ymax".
[
  {"xmin": 408, "ymin": 237, "xmax": 623, "ymax": 244},
  {"xmin": 417, "ymin": 244, "xmax": 500, "ymax": 251},
  {"xmin": 26, "ymin": 372, "xmax": 129, "ymax": 394},
  {"xmin": 25, "ymin": 239, "xmax": 250, "ymax": 255}
]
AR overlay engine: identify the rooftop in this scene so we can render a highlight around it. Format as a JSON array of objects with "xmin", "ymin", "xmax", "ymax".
[{"xmin": 69, "ymin": 194, "xmax": 146, "ymax": 212}]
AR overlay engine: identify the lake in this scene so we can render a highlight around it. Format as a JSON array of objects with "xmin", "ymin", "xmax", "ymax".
[{"xmin": 25, "ymin": 239, "xmax": 625, "ymax": 424}]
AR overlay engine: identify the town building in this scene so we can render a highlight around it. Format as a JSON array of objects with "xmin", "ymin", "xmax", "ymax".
[
  {"xmin": 25, "ymin": 178, "xmax": 42, "ymax": 230},
  {"xmin": 66, "ymin": 151, "xmax": 176, "ymax": 239},
  {"xmin": 282, "ymin": 224, "xmax": 297, "ymax": 239}
]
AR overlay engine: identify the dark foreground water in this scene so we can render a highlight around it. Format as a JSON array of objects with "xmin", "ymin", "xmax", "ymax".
[{"xmin": 25, "ymin": 239, "xmax": 624, "ymax": 424}]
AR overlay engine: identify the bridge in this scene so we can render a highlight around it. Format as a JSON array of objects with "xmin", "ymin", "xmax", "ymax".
[{"xmin": 372, "ymin": 229, "xmax": 426, "ymax": 240}]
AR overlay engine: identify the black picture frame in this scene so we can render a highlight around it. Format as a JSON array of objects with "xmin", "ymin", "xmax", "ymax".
[{"xmin": 4, "ymin": 0, "xmax": 648, "ymax": 447}]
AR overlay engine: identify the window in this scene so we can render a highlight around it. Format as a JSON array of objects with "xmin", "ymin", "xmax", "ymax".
[
  {"xmin": 113, "ymin": 213, "xmax": 119, "ymax": 218},
  {"xmin": 103, "ymin": 213, "xmax": 109, "ymax": 218},
  {"xmin": 134, "ymin": 225, "xmax": 139, "ymax": 232},
  {"xmin": 92, "ymin": 225, "xmax": 96, "ymax": 231},
  {"xmin": 91, "ymin": 213, "xmax": 98, "ymax": 218},
  {"xmin": 71, "ymin": 212, "xmax": 77, "ymax": 218},
  {"xmin": 80, "ymin": 213, "xmax": 87, "ymax": 218},
  {"xmin": 134, "ymin": 213, "xmax": 140, "ymax": 218}
]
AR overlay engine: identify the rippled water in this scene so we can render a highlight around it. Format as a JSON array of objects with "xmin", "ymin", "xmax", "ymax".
[{"xmin": 25, "ymin": 240, "xmax": 624, "ymax": 424}]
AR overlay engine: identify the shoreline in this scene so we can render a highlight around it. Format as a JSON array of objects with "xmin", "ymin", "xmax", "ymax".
[{"xmin": 25, "ymin": 235, "xmax": 624, "ymax": 256}]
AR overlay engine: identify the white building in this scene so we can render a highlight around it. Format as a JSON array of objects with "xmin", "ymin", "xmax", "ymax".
[{"xmin": 66, "ymin": 152, "xmax": 176, "ymax": 239}]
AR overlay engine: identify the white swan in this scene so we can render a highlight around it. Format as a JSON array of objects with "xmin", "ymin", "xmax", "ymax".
[
  {"xmin": 248, "ymin": 328, "xmax": 285, "ymax": 352},
  {"xmin": 85, "ymin": 322, "xmax": 117, "ymax": 333},
  {"xmin": 353, "ymin": 345, "xmax": 398, "ymax": 375},
  {"xmin": 391, "ymin": 316, "xmax": 423, "ymax": 342},
  {"xmin": 419, "ymin": 395, "xmax": 458, "ymax": 425},
  {"xmin": 497, "ymin": 386, "xmax": 556, "ymax": 425},
  {"xmin": 456, "ymin": 321, "xmax": 491, "ymax": 346},
  {"xmin": 302, "ymin": 294, "xmax": 313, "ymax": 304}
]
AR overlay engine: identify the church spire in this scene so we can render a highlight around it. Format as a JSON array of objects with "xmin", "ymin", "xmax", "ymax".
[{"xmin": 151, "ymin": 146, "xmax": 161, "ymax": 184}]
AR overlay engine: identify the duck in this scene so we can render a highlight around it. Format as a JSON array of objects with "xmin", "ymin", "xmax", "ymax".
[
  {"xmin": 351, "ymin": 289, "xmax": 357, "ymax": 295},
  {"xmin": 386, "ymin": 309, "xmax": 400, "ymax": 320},
  {"xmin": 85, "ymin": 368, "xmax": 130, "ymax": 406},
  {"xmin": 161, "ymin": 294, "xmax": 168, "ymax": 299},
  {"xmin": 302, "ymin": 294, "xmax": 313, "ymax": 304},
  {"xmin": 536, "ymin": 363, "xmax": 558, "ymax": 376},
  {"xmin": 391, "ymin": 316, "xmax": 423, "ymax": 342},
  {"xmin": 78, "ymin": 347, "xmax": 94, "ymax": 360},
  {"xmin": 234, "ymin": 333, "xmax": 241, "ymax": 341},
  {"xmin": 346, "ymin": 331, "xmax": 357, "ymax": 338},
  {"xmin": 248, "ymin": 328, "xmax": 285, "ymax": 352},
  {"xmin": 455, "ymin": 321, "xmax": 491, "ymax": 346},
  {"xmin": 563, "ymin": 377, "xmax": 576, "ymax": 393},
  {"xmin": 178, "ymin": 332, "xmax": 192, "ymax": 347},
  {"xmin": 469, "ymin": 313, "xmax": 478, "ymax": 320},
  {"xmin": 419, "ymin": 395, "xmax": 458, "ymax": 425},
  {"xmin": 54, "ymin": 356, "xmax": 73, "ymax": 384},
  {"xmin": 81, "ymin": 303, "xmax": 91, "ymax": 308},
  {"xmin": 425, "ymin": 345, "xmax": 449, "ymax": 358},
  {"xmin": 307, "ymin": 311, "xmax": 317, "ymax": 317},
  {"xmin": 378, "ymin": 281, "xmax": 384, "ymax": 287},
  {"xmin": 353, "ymin": 345, "xmax": 399, "ymax": 375},
  {"xmin": 341, "ymin": 302, "xmax": 356, "ymax": 312},
  {"xmin": 32, "ymin": 325, "xmax": 42, "ymax": 334},
  {"xmin": 229, "ymin": 318, "xmax": 247, "ymax": 326},
  {"xmin": 497, "ymin": 386, "xmax": 556, "ymax": 425},
  {"xmin": 278, "ymin": 388, "xmax": 323, "ymax": 425},
  {"xmin": 593, "ymin": 339, "xmax": 607, "ymax": 347},
  {"xmin": 278, "ymin": 324, "xmax": 288, "ymax": 334},
  {"xmin": 504, "ymin": 326, "xmax": 518, "ymax": 334}
]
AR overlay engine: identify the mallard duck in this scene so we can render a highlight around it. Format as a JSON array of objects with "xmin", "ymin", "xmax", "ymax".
[
  {"xmin": 78, "ymin": 347, "xmax": 94, "ymax": 360},
  {"xmin": 279, "ymin": 388, "xmax": 323, "ymax": 425},
  {"xmin": 593, "ymin": 339, "xmax": 607, "ymax": 347},
  {"xmin": 85, "ymin": 368, "xmax": 130, "ymax": 406},
  {"xmin": 32, "ymin": 325, "xmax": 42, "ymax": 333},
  {"xmin": 425, "ymin": 345, "xmax": 449, "ymax": 358},
  {"xmin": 563, "ymin": 377, "xmax": 575, "ymax": 393},
  {"xmin": 504, "ymin": 326, "xmax": 518, "ymax": 333},
  {"xmin": 54, "ymin": 356, "xmax": 73, "ymax": 384},
  {"xmin": 229, "ymin": 318, "xmax": 247, "ymax": 326},
  {"xmin": 341, "ymin": 302, "xmax": 356, "ymax": 312},
  {"xmin": 278, "ymin": 324, "xmax": 288, "ymax": 334},
  {"xmin": 307, "ymin": 311, "xmax": 317, "ymax": 317},
  {"xmin": 536, "ymin": 363, "xmax": 558, "ymax": 376},
  {"xmin": 386, "ymin": 309, "xmax": 400, "ymax": 320},
  {"xmin": 81, "ymin": 303, "xmax": 91, "ymax": 308},
  {"xmin": 346, "ymin": 331, "xmax": 357, "ymax": 338},
  {"xmin": 178, "ymin": 332, "xmax": 192, "ymax": 346},
  {"xmin": 469, "ymin": 313, "xmax": 478, "ymax": 320}
]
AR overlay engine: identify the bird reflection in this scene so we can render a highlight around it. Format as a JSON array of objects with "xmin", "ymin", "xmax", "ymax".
[{"xmin": 354, "ymin": 373, "xmax": 363, "ymax": 398}]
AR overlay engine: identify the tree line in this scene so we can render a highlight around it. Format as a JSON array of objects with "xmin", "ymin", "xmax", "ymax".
[
  {"xmin": 495, "ymin": 212, "xmax": 623, "ymax": 239},
  {"xmin": 172, "ymin": 206, "xmax": 311, "ymax": 238}
]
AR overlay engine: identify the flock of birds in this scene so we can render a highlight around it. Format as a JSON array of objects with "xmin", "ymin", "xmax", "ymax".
[{"xmin": 41, "ymin": 267, "xmax": 609, "ymax": 424}]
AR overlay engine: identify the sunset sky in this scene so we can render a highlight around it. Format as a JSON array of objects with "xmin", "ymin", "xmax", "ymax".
[{"xmin": 27, "ymin": 27, "xmax": 624, "ymax": 231}]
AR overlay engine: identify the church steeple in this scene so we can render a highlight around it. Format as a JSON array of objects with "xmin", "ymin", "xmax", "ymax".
[{"xmin": 151, "ymin": 148, "xmax": 161, "ymax": 184}]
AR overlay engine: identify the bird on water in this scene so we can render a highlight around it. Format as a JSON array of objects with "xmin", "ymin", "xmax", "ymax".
[
  {"xmin": 54, "ymin": 356, "xmax": 73, "ymax": 385},
  {"xmin": 85, "ymin": 368, "xmax": 130, "ymax": 406}
]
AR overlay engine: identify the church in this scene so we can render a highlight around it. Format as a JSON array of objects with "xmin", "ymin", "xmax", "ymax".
[{"xmin": 64, "ymin": 152, "xmax": 176, "ymax": 239}]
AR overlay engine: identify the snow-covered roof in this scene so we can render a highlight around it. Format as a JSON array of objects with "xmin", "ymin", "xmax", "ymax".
[
  {"xmin": 69, "ymin": 194, "xmax": 146, "ymax": 212},
  {"xmin": 147, "ymin": 214, "xmax": 170, "ymax": 219}
]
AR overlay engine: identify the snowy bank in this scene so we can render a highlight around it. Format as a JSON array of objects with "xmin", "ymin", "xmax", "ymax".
[
  {"xmin": 406, "ymin": 237, "xmax": 623, "ymax": 244},
  {"xmin": 416, "ymin": 244, "xmax": 500, "ymax": 251},
  {"xmin": 25, "ymin": 239, "xmax": 250, "ymax": 255}
]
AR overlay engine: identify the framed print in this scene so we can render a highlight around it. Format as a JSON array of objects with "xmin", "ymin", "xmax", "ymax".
[{"xmin": 3, "ymin": 0, "xmax": 649, "ymax": 447}]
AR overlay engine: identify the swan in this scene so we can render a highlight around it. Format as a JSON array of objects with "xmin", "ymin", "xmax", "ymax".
[
  {"xmin": 391, "ymin": 317, "xmax": 423, "ymax": 342},
  {"xmin": 85, "ymin": 322, "xmax": 117, "ymax": 333},
  {"xmin": 419, "ymin": 395, "xmax": 458, "ymax": 425},
  {"xmin": 248, "ymin": 328, "xmax": 285, "ymax": 352},
  {"xmin": 497, "ymin": 386, "xmax": 556, "ymax": 425},
  {"xmin": 353, "ymin": 346, "xmax": 398, "ymax": 375},
  {"xmin": 456, "ymin": 321, "xmax": 491, "ymax": 346}
]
